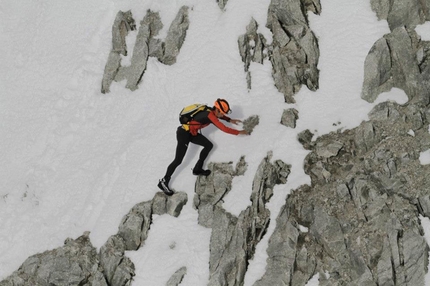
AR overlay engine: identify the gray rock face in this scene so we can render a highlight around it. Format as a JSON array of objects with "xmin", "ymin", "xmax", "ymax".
[
  {"xmin": 238, "ymin": 0, "xmax": 320, "ymax": 103},
  {"xmin": 99, "ymin": 235, "xmax": 135, "ymax": 286},
  {"xmin": 371, "ymin": 0, "xmax": 430, "ymax": 30},
  {"xmin": 1, "ymin": 192, "xmax": 188, "ymax": 286},
  {"xmin": 194, "ymin": 153, "xmax": 291, "ymax": 286},
  {"xmin": 280, "ymin": 108, "xmax": 299, "ymax": 128},
  {"xmin": 101, "ymin": 7, "xmax": 190, "ymax": 93},
  {"xmin": 297, "ymin": 129, "xmax": 314, "ymax": 150},
  {"xmin": 0, "ymin": 232, "xmax": 108, "ymax": 286},
  {"xmin": 118, "ymin": 201, "xmax": 153, "ymax": 251},
  {"xmin": 101, "ymin": 11, "xmax": 136, "ymax": 94},
  {"xmin": 160, "ymin": 6, "xmax": 190, "ymax": 65},
  {"xmin": 266, "ymin": 0, "xmax": 320, "ymax": 103},
  {"xmin": 362, "ymin": 27, "xmax": 428, "ymax": 104},
  {"xmin": 238, "ymin": 19, "xmax": 267, "ymax": 89},
  {"xmin": 257, "ymin": 100, "xmax": 430, "ymax": 285},
  {"xmin": 243, "ymin": 115, "xmax": 260, "ymax": 134}
]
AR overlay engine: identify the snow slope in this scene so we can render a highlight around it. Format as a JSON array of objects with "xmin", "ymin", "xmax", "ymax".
[{"xmin": 0, "ymin": 0, "xmax": 425, "ymax": 285}]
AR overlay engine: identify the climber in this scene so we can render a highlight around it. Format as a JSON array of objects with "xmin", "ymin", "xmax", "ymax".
[{"xmin": 158, "ymin": 98, "xmax": 249, "ymax": 196}]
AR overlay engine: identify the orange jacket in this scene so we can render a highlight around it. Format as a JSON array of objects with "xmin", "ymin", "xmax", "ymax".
[{"xmin": 186, "ymin": 110, "xmax": 239, "ymax": 136}]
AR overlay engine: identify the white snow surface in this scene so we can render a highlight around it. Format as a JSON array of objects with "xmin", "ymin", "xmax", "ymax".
[{"xmin": 1, "ymin": 0, "xmax": 428, "ymax": 285}]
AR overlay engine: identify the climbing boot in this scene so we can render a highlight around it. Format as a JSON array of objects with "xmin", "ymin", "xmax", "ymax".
[
  {"xmin": 193, "ymin": 160, "xmax": 211, "ymax": 176},
  {"xmin": 193, "ymin": 169, "xmax": 211, "ymax": 176},
  {"xmin": 157, "ymin": 177, "xmax": 174, "ymax": 196}
]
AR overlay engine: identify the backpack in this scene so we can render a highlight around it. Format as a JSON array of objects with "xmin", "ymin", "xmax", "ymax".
[{"xmin": 179, "ymin": 104, "xmax": 209, "ymax": 124}]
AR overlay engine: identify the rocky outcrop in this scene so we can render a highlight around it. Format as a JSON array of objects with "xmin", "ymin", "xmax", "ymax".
[
  {"xmin": 362, "ymin": 27, "xmax": 430, "ymax": 104},
  {"xmin": 101, "ymin": 11, "xmax": 136, "ymax": 94},
  {"xmin": 243, "ymin": 115, "xmax": 260, "ymax": 135},
  {"xmin": 166, "ymin": 267, "xmax": 187, "ymax": 286},
  {"xmin": 371, "ymin": 0, "xmax": 430, "ymax": 30},
  {"xmin": 101, "ymin": 7, "xmax": 189, "ymax": 93},
  {"xmin": 0, "ymin": 192, "xmax": 188, "ymax": 286},
  {"xmin": 0, "ymin": 232, "xmax": 107, "ymax": 286},
  {"xmin": 267, "ymin": 0, "xmax": 320, "ymax": 103},
  {"xmin": 281, "ymin": 108, "xmax": 299, "ymax": 128},
  {"xmin": 194, "ymin": 153, "xmax": 291, "ymax": 286},
  {"xmin": 238, "ymin": 0, "xmax": 320, "ymax": 103},
  {"xmin": 99, "ymin": 235, "xmax": 135, "ymax": 286},
  {"xmin": 256, "ymin": 100, "xmax": 430, "ymax": 285},
  {"xmin": 238, "ymin": 19, "xmax": 267, "ymax": 90}
]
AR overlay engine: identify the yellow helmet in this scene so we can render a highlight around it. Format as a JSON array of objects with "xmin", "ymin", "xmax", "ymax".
[{"xmin": 214, "ymin": 98, "xmax": 231, "ymax": 114}]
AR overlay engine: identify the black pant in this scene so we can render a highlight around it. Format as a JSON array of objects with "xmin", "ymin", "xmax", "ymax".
[{"xmin": 165, "ymin": 127, "xmax": 213, "ymax": 179}]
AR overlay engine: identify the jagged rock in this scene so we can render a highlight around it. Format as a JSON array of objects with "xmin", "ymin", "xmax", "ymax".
[
  {"xmin": 353, "ymin": 121, "xmax": 379, "ymax": 153},
  {"xmin": 0, "ymin": 232, "xmax": 108, "ymax": 286},
  {"xmin": 118, "ymin": 201, "xmax": 153, "ymax": 250},
  {"xmin": 0, "ymin": 188, "xmax": 191, "ymax": 286},
  {"xmin": 101, "ymin": 7, "xmax": 190, "ymax": 93},
  {"xmin": 243, "ymin": 115, "xmax": 259, "ymax": 134},
  {"xmin": 193, "ymin": 161, "xmax": 236, "ymax": 228},
  {"xmin": 418, "ymin": 195, "xmax": 430, "ymax": 217},
  {"xmin": 266, "ymin": 0, "xmax": 320, "ymax": 103},
  {"xmin": 166, "ymin": 267, "xmax": 187, "ymax": 286},
  {"xmin": 160, "ymin": 6, "xmax": 189, "ymax": 65},
  {"xmin": 254, "ymin": 202, "xmax": 300, "ymax": 286},
  {"xmin": 194, "ymin": 153, "xmax": 291, "ymax": 286},
  {"xmin": 362, "ymin": 27, "xmax": 428, "ymax": 104},
  {"xmin": 315, "ymin": 140, "xmax": 343, "ymax": 158},
  {"xmin": 280, "ymin": 108, "xmax": 299, "ymax": 128},
  {"xmin": 104, "ymin": 191, "xmax": 187, "ymax": 284},
  {"xmin": 152, "ymin": 191, "xmax": 188, "ymax": 217},
  {"xmin": 303, "ymin": 0, "xmax": 322, "ymax": 14},
  {"xmin": 371, "ymin": 0, "xmax": 430, "ymax": 30},
  {"xmin": 238, "ymin": 18, "xmax": 267, "ymax": 89},
  {"xmin": 99, "ymin": 235, "xmax": 135, "ymax": 286},
  {"xmin": 235, "ymin": 156, "xmax": 248, "ymax": 176},
  {"xmin": 237, "ymin": 0, "xmax": 320, "ymax": 99},
  {"xmin": 297, "ymin": 129, "xmax": 314, "ymax": 150},
  {"xmin": 123, "ymin": 10, "xmax": 163, "ymax": 91},
  {"xmin": 101, "ymin": 11, "xmax": 136, "ymax": 94},
  {"xmin": 258, "ymin": 98, "xmax": 430, "ymax": 285}
]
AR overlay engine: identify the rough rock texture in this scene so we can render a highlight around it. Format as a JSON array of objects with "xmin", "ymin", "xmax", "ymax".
[
  {"xmin": 101, "ymin": 7, "xmax": 189, "ymax": 93},
  {"xmin": 0, "ymin": 232, "xmax": 107, "ymax": 286},
  {"xmin": 281, "ymin": 108, "xmax": 299, "ymax": 128},
  {"xmin": 256, "ymin": 101, "xmax": 430, "ymax": 285},
  {"xmin": 160, "ymin": 6, "xmax": 190, "ymax": 65},
  {"xmin": 238, "ymin": 0, "xmax": 320, "ymax": 103},
  {"xmin": 238, "ymin": 19, "xmax": 267, "ymax": 89},
  {"xmin": 266, "ymin": 0, "xmax": 320, "ymax": 103},
  {"xmin": 193, "ymin": 153, "xmax": 291, "ymax": 286},
  {"xmin": 0, "ymin": 192, "xmax": 188, "ymax": 286},
  {"xmin": 297, "ymin": 129, "xmax": 314, "ymax": 150},
  {"xmin": 243, "ymin": 115, "xmax": 260, "ymax": 135},
  {"xmin": 362, "ymin": 27, "xmax": 430, "ymax": 104},
  {"xmin": 99, "ymin": 235, "xmax": 135, "ymax": 286},
  {"xmin": 371, "ymin": 0, "xmax": 430, "ymax": 30},
  {"xmin": 166, "ymin": 267, "xmax": 187, "ymax": 286},
  {"xmin": 101, "ymin": 11, "xmax": 136, "ymax": 94}
]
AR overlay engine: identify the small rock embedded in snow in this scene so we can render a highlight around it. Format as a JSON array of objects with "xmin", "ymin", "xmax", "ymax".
[{"xmin": 243, "ymin": 115, "xmax": 259, "ymax": 134}]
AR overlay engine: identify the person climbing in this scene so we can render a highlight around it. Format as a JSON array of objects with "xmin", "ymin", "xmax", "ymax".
[{"xmin": 158, "ymin": 98, "xmax": 249, "ymax": 196}]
